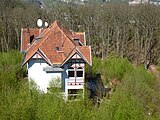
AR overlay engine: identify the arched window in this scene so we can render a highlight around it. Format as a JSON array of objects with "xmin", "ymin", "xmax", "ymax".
[
  {"xmin": 76, "ymin": 67, "xmax": 83, "ymax": 77},
  {"xmin": 68, "ymin": 67, "xmax": 74, "ymax": 77}
]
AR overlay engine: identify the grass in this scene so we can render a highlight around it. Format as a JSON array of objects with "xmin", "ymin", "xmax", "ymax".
[{"xmin": 0, "ymin": 51, "xmax": 160, "ymax": 120}]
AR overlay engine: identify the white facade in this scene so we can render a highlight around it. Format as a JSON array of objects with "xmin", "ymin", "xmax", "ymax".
[
  {"xmin": 27, "ymin": 53, "xmax": 85, "ymax": 99},
  {"xmin": 28, "ymin": 54, "xmax": 62, "ymax": 93}
]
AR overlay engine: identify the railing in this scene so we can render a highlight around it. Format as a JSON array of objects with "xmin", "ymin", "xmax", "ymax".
[{"xmin": 67, "ymin": 77, "xmax": 84, "ymax": 86}]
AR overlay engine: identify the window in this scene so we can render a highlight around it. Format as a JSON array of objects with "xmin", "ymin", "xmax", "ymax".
[
  {"xmin": 68, "ymin": 67, "xmax": 74, "ymax": 77},
  {"xmin": 74, "ymin": 39, "xmax": 82, "ymax": 46},
  {"xmin": 74, "ymin": 39, "xmax": 79, "ymax": 43},
  {"xmin": 76, "ymin": 67, "xmax": 83, "ymax": 77},
  {"xmin": 29, "ymin": 35, "xmax": 34, "ymax": 44}
]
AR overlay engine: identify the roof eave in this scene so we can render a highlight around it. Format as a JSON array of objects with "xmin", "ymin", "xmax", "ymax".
[
  {"xmin": 76, "ymin": 48, "xmax": 92, "ymax": 66},
  {"xmin": 21, "ymin": 52, "xmax": 36, "ymax": 67}
]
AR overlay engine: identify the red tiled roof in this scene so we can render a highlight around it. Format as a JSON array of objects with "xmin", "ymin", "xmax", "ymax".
[
  {"xmin": 21, "ymin": 28, "xmax": 46, "ymax": 51},
  {"xmin": 21, "ymin": 20, "xmax": 92, "ymax": 67},
  {"xmin": 71, "ymin": 32, "xmax": 86, "ymax": 45},
  {"xmin": 61, "ymin": 46, "xmax": 92, "ymax": 66},
  {"xmin": 77, "ymin": 46, "xmax": 91, "ymax": 65}
]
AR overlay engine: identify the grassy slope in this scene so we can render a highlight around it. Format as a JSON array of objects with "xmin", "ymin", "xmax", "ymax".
[{"xmin": 0, "ymin": 51, "xmax": 160, "ymax": 120}]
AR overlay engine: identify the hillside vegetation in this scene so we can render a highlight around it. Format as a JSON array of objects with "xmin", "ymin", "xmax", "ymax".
[{"xmin": 1, "ymin": 51, "xmax": 160, "ymax": 120}]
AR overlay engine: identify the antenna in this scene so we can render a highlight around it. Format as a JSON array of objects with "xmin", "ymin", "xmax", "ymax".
[
  {"xmin": 37, "ymin": 19, "xmax": 43, "ymax": 27},
  {"xmin": 44, "ymin": 21, "xmax": 49, "ymax": 27}
]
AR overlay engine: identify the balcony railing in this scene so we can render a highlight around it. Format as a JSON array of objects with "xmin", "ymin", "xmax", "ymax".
[{"xmin": 67, "ymin": 77, "xmax": 84, "ymax": 86}]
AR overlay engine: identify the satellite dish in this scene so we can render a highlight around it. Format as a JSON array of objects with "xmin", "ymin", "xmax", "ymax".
[
  {"xmin": 37, "ymin": 19, "xmax": 43, "ymax": 27},
  {"xmin": 44, "ymin": 21, "xmax": 49, "ymax": 27}
]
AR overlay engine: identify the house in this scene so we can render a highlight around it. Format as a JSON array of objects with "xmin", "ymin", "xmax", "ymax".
[
  {"xmin": 129, "ymin": 0, "xmax": 149, "ymax": 5},
  {"xmin": 149, "ymin": 0, "xmax": 160, "ymax": 5},
  {"xmin": 21, "ymin": 20, "xmax": 92, "ymax": 100}
]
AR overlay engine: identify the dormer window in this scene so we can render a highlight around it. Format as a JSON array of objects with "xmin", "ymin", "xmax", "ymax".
[{"xmin": 74, "ymin": 39, "xmax": 79, "ymax": 43}]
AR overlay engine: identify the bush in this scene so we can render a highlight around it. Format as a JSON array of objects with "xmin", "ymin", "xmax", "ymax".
[
  {"xmin": 86, "ymin": 57, "xmax": 102, "ymax": 75},
  {"xmin": 0, "ymin": 50, "xmax": 26, "ymax": 89},
  {"xmin": 103, "ymin": 56, "xmax": 133, "ymax": 80}
]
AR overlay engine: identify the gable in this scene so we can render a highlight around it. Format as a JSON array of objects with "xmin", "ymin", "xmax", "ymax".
[
  {"xmin": 72, "ymin": 54, "xmax": 81, "ymax": 59},
  {"xmin": 61, "ymin": 47, "xmax": 92, "ymax": 66}
]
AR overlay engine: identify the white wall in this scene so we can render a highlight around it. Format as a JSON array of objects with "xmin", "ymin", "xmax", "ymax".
[
  {"xmin": 27, "ymin": 53, "xmax": 86, "ymax": 95},
  {"xmin": 28, "ymin": 58, "xmax": 62, "ymax": 93}
]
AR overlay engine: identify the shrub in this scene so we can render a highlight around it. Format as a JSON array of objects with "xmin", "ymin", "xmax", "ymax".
[{"xmin": 103, "ymin": 56, "xmax": 133, "ymax": 80}]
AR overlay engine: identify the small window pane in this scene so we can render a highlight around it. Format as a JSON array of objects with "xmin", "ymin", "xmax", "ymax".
[
  {"xmin": 77, "ymin": 71, "xmax": 83, "ymax": 77},
  {"xmin": 69, "ymin": 71, "xmax": 74, "ymax": 77}
]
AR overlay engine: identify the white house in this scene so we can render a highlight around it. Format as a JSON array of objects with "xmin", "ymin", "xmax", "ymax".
[
  {"xmin": 129, "ymin": 0, "xmax": 149, "ymax": 5},
  {"xmin": 21, "ymin": 20, "xmax": 92, "ymax": 100}
]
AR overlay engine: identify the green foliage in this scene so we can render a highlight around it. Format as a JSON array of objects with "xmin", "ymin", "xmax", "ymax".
[
  {"xmin": 103, "ymin": 66, "xmax": 157, "ymax": 120},
  {"xmin": 86, "ymin": 57, "xmax": 102, "ymax": 75},
  {"xmin": 0, "ymin": 51, "xmax": 160, "ymax": 120},
  {"xmin": 103, "ymin": 56, "xmax": 133, "ymax": 80},
  {"xmin": 106, "ymin": 91, "xmax": 145, "ymax": 120},
  {"xmin": 88, "ymin": 56, "xmax": 133, "ymax": 80},
  {"xmin": 0, "ymin": 50, "xmax": 26, "ymax": 89},
  {"xmin": 49, "ymin": 77, "xmax": 61, "ymax": 88},
  {"xmin": 122, "ymin": 67, "xmax": 156, "ymax": 118},
  {"xmin": 88, "ymin": 56, "xmax": 159, "ymax": 119}
]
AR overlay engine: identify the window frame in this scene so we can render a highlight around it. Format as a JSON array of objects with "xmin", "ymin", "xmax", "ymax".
[
  {"xmin": 68, "ymin": 67, "xmax": 75, "ymax": 77},
  {"xmin": 76, "ymin": 67, "xmax": 83, "ymax": 78}
]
